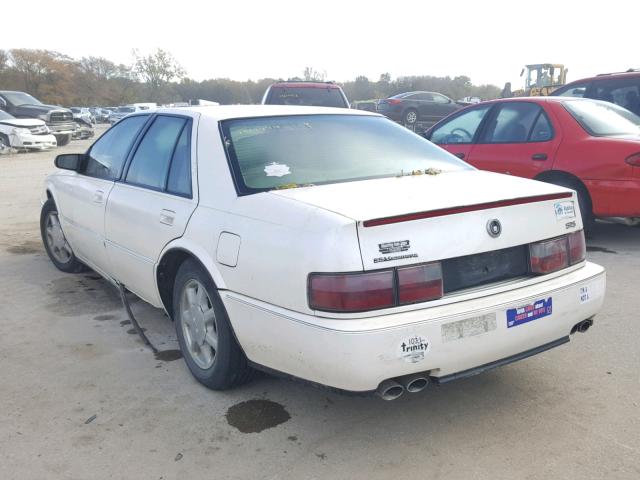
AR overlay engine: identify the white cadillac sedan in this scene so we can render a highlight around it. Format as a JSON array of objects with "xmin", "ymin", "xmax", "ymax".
[{"xmin": 41, "ymin": 106, "xmax": 606, "ymax": 399}]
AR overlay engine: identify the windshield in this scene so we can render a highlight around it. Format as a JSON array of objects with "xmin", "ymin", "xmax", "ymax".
[
  {"xmin": 0, "ymin": 110, "xmax": 15, "ymax": 120},
  {"xmin": 117, "ymin": 106, "xmax": 135, "ymax": 113},
  {"xmin": 266, "ymin": 87, "xmax": 347, "ymax": 108},
  {"xmin": 70, "ymin": 108, "xmax": 80, "ymax": 113},
  {"xmin": 1, "ymin": 92, "xmax": 42, "ymax": 106},
  {"xmin": 221, "ymin": 114, "xmax": 471, "ymax": 194},
  {"xmin": 564, "ymin": 100, "xmax": 640, "ymax": 136}
]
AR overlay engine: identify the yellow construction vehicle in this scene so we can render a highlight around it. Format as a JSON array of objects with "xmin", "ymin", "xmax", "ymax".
[{"xmin": 502, "ymin": 64, "xmax": 568, "ymax": 98}]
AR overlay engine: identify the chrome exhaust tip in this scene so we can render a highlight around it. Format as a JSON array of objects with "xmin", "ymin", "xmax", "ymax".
[
  {"xmin": 376, "ymin": 379, "xmax": 404, "ymax": 401},
  {"xmin": 399, "ymin": 375, "xmax": 430, "ymax": 393}
]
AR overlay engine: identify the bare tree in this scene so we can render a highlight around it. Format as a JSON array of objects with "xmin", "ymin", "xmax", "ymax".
[
  {"xmin": 303, "ymin": 67, "xmax": 327, "ymax": 82},
  {"xmin": 79, "ymin": 56, "xmax": 120, "ymax": 80},
  {"xmin": 0, "ymin": 50, "xmax": 7, "ymax": 71},
  {"xmin": 133, "ymin": 48, "xmax": 185, "ymax": 90}
]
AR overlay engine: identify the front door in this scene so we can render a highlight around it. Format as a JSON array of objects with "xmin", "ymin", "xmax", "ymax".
[
  {"xmin": 467, "ymin": 102, "xmax": 559, "ymax": 179},
  {"xmin": 427, "ymin": 104, "xmax": 493, "ymax": 162},
  {"xmin": 58, "ymin": 115, "xmax": 150, "ymax": 276},
  {"xmin": 105, "ymin": 114, "xmax": 198, "ymax": 305}
]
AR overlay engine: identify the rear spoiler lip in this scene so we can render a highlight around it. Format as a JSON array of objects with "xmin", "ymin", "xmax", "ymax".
[{"xmin": 362, "ymin": 192, "xmax": 573, "ymax": 228}]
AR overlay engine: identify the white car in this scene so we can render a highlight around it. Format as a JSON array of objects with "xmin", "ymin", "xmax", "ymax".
[
  {"xmin": 40, "ymin": 106, "xmax": 606, "ymax": 399},
  {"xmin": 0, "ymin": 110, "xmax": 57, "ymax": 150}
]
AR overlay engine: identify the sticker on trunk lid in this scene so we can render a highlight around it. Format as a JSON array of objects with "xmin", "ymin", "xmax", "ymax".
[
  {"xmin": 397, "ymin": 335, "xmax": 430, "ymax": 363},
  {"xmin": 554, "ymin": 201, "xmax": 575, "ymax": 220},
  {"xmin": 506, "ymin": 298, "xmax": 552, "ymax": 328}
]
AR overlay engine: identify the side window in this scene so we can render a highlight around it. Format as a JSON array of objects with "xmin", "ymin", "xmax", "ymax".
[
  {"xmin": 429, "ymin": 105, "xmax": 491, "ymax": 144},
  {"xmin": 529, "ymin": 112, "xmax": 553, "ymax": 142},
  {"xmin": 432, "ymin": 94, "xmax": 450, "ymax": 104},
  {"xmin": 556, "ymin": 83, "xmax": 589, "ymax": 98},
  {"xmin": 85, "ymin": 115, "xmax": 149, "ymax": 180},
  {"xmin": 125, "ymin": 116, "xmax": 187, "ymax": 190},
  {"xmin": 167, "ymin": 123, "xmax": 192, "ymax": 197},
  {"xmin": 483, "ymin": 103, "xmax": 541, "ymax": 143},
  {"xmin": 592, "ymin": 78, "xmax": 640, "ymax": 116}
]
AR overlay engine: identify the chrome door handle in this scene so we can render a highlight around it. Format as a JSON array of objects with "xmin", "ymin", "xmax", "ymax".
[
  {"xmin": 532, "ymin": 153, "xmax": 548, "ymax": 160},
  {"xmin": 159, "ymin": 209, "xmax": 175, "ymax": 226},
  {"xmin": 93, "ymin": 190, "xmax": 104, "ymax": 203},
  {"xmin": 454, "ymin": 152, "xmax": 465, "ymax": 159}
]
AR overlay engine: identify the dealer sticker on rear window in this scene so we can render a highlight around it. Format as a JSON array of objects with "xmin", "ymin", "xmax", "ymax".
[
  {"xmin": 554, "ymin": 201, "xmax": 575, "ymax": 220},
  {"xmin": 506, "ymin": 297, "xmax": 552, "ymax": 328}
]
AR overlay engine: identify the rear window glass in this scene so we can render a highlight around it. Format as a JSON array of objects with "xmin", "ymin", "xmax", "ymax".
[
  {"xmin": 266, "ymin": 87, "xmax": 347, "ymax": 108},
  {"xmin": 221, "ymin": 114, "xmax": 471, "ymax": 194},
  {"xmin": 564, "ymin": 100, "xmax": 640, "ymax": 136}
]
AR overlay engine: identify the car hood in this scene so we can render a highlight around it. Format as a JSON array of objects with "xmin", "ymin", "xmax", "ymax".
[
  {"xmin": 12, "ymin": 103, "xmax": 72, "ymax": 117},
  {"xmin": 0, "ymin": 118, "xmax": 45, "ymax": 128},
  {"xmin": 269, "ymin": 170, "xmax": 569, "ymax": 222}
]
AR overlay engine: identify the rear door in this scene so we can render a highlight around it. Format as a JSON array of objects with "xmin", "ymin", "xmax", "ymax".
[
  {"xmin": 427, "ymin": 104, "xmax": 493, "ymax": 162},
  {"xmin": 104, "ymin": 113, "xmax": 198, "ymax": 305},
  {"xmin": 55, "ymin": 115, "xmax": 150, "ymax": 276},
  {"xmin": 467, "ymin": 102, "xmax": 558, "ymax": 178}
]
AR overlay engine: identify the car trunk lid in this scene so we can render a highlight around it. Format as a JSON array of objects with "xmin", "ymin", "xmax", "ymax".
[{"xmin": 271, "ymin": 170, "xmax": 579, "ymax": 270}]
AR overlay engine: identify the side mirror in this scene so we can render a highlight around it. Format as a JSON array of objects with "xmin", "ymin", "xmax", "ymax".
[{"xmin": 54, "ymin": 153, "xmax": 84, "ymax": 171}]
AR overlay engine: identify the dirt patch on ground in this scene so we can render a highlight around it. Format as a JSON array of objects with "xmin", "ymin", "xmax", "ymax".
[
  {"xmin": 5, "ymin": 240, "xmax": 44, "ymax": 255},
  {"xmin": 226, "ymin": 399, "xmax": 291, "ymax": 433},
  {"xmin": 45, "ymin": 274, "xmax": 123, "ymax": 316}
]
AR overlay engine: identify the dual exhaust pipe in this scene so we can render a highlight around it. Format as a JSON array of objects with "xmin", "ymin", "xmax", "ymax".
[
  {"xmin": 572, "ymin": 318, "xmax": 593, "ymax": 334},
  {"xmin": 376, "ymin": 374, "xmax": 430, "ymax": 401}
]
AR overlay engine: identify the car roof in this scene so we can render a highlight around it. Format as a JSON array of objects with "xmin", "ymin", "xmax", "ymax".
[
  {"xmin": 269, "ymin": 82, "xmax": 341, "ymax": 89},
  {"xmin": 562, "ymin": 70, "xmax": 640, "ymax": 87},
  {"xmin": 144, "ymin": 105, "xmax": 378, "ymax": 121}
]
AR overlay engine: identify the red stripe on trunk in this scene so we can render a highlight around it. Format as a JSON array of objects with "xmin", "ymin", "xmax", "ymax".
[{"xmin": 362, "ymin": 192, "xmax": 573, "ymax": 228}]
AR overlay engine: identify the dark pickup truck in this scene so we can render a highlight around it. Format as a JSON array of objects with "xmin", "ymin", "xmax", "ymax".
[{"xmin": 0, "ymin": 91, "xmax": 76, "ymax": 146}]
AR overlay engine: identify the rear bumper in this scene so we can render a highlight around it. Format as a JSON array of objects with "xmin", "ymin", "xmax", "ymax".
[{"xmin": 223, "ymin": 262, "xmax": 606, "ymax": 391}]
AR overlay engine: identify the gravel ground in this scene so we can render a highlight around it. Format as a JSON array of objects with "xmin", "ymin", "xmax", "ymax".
[{"xmin": 0, "ymin": 131, "xmax": 639, "ymax": 479}]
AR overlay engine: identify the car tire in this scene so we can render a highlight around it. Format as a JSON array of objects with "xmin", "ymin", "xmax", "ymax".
[
  {"xmin": 403, "ymin": 109, "xmax": 418, "ymax": 125},
  {"xmin": 547, "ymin": 178, "xmax": 594, "ymax": 231},
  {"xmin": 173, "ymin": 259, "xmax": 253, "ymax": 390},
  {"xmin": 54, "ymin": 134, "xmax": 71, "ymax": 147},
  {"xmin": 40, "ymin": 199, "xmax": 88, "ymax": 273}
]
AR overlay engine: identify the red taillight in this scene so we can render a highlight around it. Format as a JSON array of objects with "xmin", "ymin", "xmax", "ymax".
[
  {"xmin": 529, "ymin": 237, "xmax": 569, "ymax": 274},
  {"xmin": 387, "ymin": 99, "xmax": 403, "ymax": 105},
  {"xmin": 309, "ymin": 270, "xmax": 395, "ymax": 312},
  {"xmin": 625, "ymin": 152, "xmax": 640, "ymax": 167},
  {"xmin": 568, "ymin": 230, "xmax": 586, "ymax": 265},
  {"xmin": 397, "ymin": 263, "xmax": 443, "ymax": 305}
]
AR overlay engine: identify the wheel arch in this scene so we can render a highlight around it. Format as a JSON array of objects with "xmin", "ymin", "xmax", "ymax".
[
  {"xmin": 534, "ymin": 169, "xmax": 594, "ymax": 224},
  {"xmin": 534, "ymin": 170, "xmax": 593, "ymax": 205},
  {"xmin": 155, "ymin": 241, "xmax": 227, "ymax": 319}
]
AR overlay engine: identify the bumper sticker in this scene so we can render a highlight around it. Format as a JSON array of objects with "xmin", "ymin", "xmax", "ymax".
[
  {"xmin": 554, "ymin": 201, "xmax": 575, "ymax": 220},
  {"xmin": 507, "ymin": 297, "xmax": 552, "ymax": 328},
  {"xmin": 397, "ymin": 335, "xmax": 430, "ymax": 363},
  {"xmin": 579, "ymin": 286, "xmax": 591, "ymax": 303}
]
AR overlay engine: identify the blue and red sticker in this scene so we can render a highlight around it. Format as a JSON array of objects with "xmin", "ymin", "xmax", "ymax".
[{"xmin": 507, "ymin": 297, "xmax": 552, "ymax": 328}]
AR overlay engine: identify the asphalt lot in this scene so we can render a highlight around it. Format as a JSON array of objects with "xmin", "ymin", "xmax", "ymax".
[{"xmin": 0, "ymin": 129, "xmax": 639, "ymax": 479}]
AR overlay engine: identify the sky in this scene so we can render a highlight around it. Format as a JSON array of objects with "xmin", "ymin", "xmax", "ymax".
[{"xmin": 2, "ymin": 0, "xmax": 637, "ymax": 88}]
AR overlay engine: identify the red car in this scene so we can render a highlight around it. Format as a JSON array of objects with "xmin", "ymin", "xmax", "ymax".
[{"xmin": 424, "ymin": 97, "xmax": 640, "ymax": 227}]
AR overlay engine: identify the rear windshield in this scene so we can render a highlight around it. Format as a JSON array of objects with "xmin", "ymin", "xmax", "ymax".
[
  {"xmin": 266, "ymin": 87, "xmax": 347, "ymax": 108},
  {"xmin": 564, "ymin": 100, "xmax": 640, "ymax": 136},
  {"xmin": 221, "ymin": 114, "xmax": 472, "ymax": 194}
]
